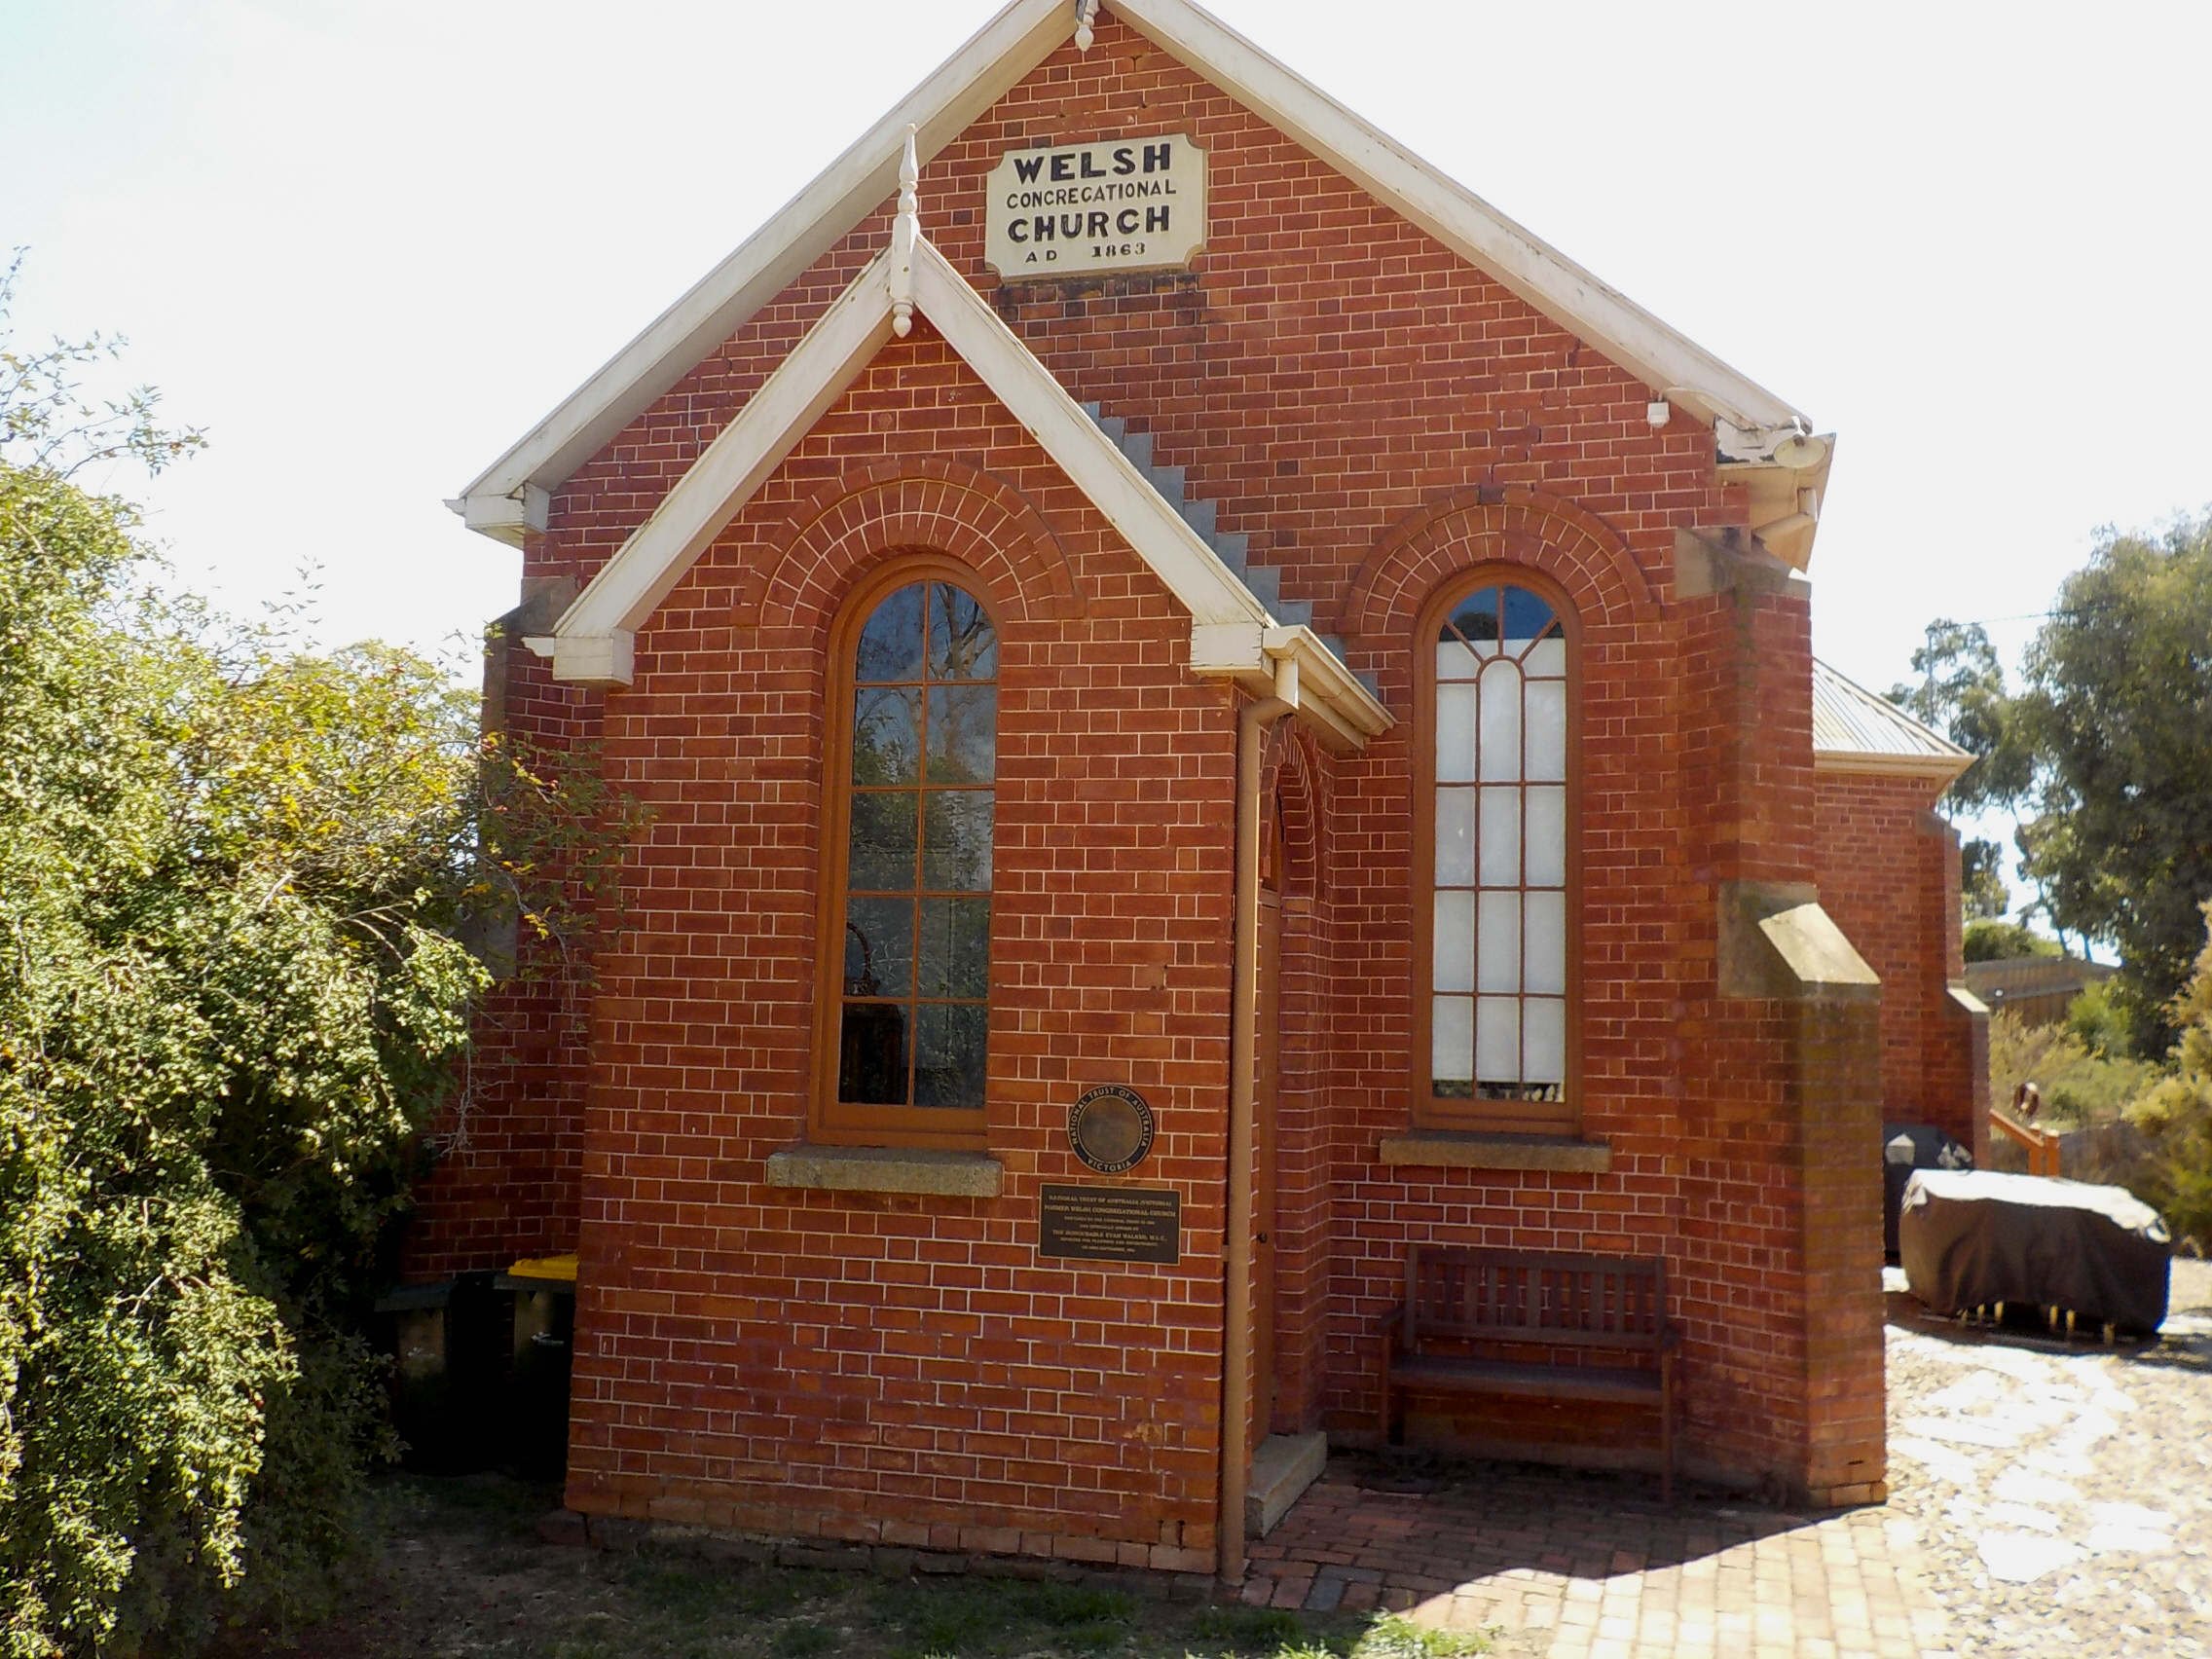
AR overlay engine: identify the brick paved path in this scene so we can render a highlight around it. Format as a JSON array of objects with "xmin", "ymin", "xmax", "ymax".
[{"xmin": 1249, "ymin": 1456, "xmax": 1953, "ymax": 1658}]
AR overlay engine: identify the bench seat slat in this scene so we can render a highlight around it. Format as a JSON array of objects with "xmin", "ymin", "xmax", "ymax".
[{"xmin": 1389, "ymin": 1353, "xmax": 1661, "ymax": 1403}]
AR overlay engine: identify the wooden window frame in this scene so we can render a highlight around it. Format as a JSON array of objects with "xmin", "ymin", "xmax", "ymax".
[
  {"xmin": 809, "ymin": 554, "xmax": 998, "ymax": 1151},
  {"xmin": 1409, "ymin": 566, "xmax": 1583, "ymax": 1136}
]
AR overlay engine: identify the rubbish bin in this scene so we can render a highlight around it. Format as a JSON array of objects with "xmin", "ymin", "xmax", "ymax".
[{"xmin": 1883, "ymin": 1124, "xmax": 1972, "ymax": 1261}]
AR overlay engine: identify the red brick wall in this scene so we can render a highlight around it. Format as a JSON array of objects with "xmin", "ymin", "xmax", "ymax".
[
  {"xmin": 415, "ymin": 10, "xmax": 1891, "ymax": 1537},
  {"xmin": 1813, "ymin": 769, "xmax": 1986, "ymax": 1157}
]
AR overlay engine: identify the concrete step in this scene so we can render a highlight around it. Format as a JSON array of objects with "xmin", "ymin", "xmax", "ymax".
[{"xmin": 1246, "ymin": 1431, "xmax": 1328, "ymax": 1538}]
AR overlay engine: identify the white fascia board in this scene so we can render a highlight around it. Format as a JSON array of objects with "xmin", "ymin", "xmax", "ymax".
[
  {"xmin": 1265, "ymin": 625, "xmax": 1392, "ymax": 744},
  {"xmin": 1114, "ymin": 0, "xmax": 1808, "ymax": 434},
  {"xmin": 912, "ymin": 240, "xmax": 1272, "ymax": 631},
  {"xmin": 457, "ymin": 0, "xmax": 1066, "ymax": 511},
  {"xmin": 558, "ymin": 251, "xmax": 898, "ymax": 643},
  {"xmin": 1814, "ymin": 750, "xmax": 1973, "ymax": 784}
]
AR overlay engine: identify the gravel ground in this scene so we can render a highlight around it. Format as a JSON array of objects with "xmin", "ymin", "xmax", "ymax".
[{"xmin": 1885, "ymin": 1255, "xmax": 2212, "ymax": 1657}]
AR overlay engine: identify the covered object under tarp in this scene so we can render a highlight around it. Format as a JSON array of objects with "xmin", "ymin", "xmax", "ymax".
[{"xmin": 1899, "ymin": 1168, "xmax": 2173, "ymax": 1333}]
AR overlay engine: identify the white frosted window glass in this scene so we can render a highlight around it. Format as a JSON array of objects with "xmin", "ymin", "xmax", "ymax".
[
  {"xmin": 1525, "ymin": 680, "xmax": 1566, "ymax": 782},
  {"xmin": 1523, "ymin": 637, "xmax": 1566, "ymax": 679},
  {"xmin": 1437, "ymin": 641, "xmax": 1482, "ymax": 681},
  {"xmin": 1476, "ymin": 659, "xmax": 1522, "ymax": 781},
  {"xmin": 1525, "ymin": 890, "xmax": 1567, "ymax": 995},
  {"xmin": 1526, "ymin": 787, "xmax": 1567, "ymax": 887},
  {"xmin": 1477, "ymin": 891, "xmax": 1521, "ymax": 993},
  {"xmin": 1524, "ymin": 998, "xmax": 1566, "ymax": 1084},
  {"xmin": 1433, "ymin": 891, "xmax": 1475, "ymax": 993},
  {"xmin": 1476, "ymin": 997, "xmax": 1520, "ymax": 1082},
  {"xmin": 1432, "ymin": 997, "xmax": 1474, "ymax": 1084},
  {"xmin": 1436, "ymin": 790, "xmax": 1476, "ymax": 887},
  {"xmin": 1477, "ymin": 787, "xmax": 1521, "ymax": 885},
  {"xmin": 1437, "ymin": 683, "xmax": 1477, "ymax": 783}
]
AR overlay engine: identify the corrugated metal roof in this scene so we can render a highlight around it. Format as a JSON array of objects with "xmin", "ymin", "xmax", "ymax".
[{"xmin": 1812, "ymin": 659, "xmax": 1972, "ymax": 776}]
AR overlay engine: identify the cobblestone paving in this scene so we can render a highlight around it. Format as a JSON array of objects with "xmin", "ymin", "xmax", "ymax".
[
  {"xmin": 1253, "ymin": 1259, "xmax": 2212, "ymax": 1657},
  {"xmin": 1884, "ymin": 1255, "xmax": 2212, "ymax": 1658}
]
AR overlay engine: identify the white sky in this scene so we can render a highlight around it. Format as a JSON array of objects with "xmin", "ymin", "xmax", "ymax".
[{"xmin": 7, "ymin": 0, "xmax": 2208, "ymax": 701}]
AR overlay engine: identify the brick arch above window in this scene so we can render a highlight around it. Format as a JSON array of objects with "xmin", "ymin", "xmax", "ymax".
[
  {"xmin": 1339, "ymin": 486, "xmax": 1658, "ymax": 645},
  {"xmin": 1260, "ymin": 720, "xmax": 1325, "ymax": 903},
  {"xmin": 737, "ymin": 460, "xmax": 1083, "ymax": 632}
]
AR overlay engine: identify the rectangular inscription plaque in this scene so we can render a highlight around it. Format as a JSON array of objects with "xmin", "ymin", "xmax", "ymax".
[
  {"xmin": 1038, "ymin": 1183, "xmax": 1181, "ymax": 1265},
  {"xmin": 984, "ymin": 133, "xmax": 1205, "ymax": 279}
]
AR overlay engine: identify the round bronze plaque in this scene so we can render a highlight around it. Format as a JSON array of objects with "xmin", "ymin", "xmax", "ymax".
[{"xmin": 1068, "ymin": 1085, "xmax": 1155, "ymax": 1174}]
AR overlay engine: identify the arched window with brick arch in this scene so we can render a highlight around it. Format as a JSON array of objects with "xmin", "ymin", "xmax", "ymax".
[
  {"xmin": 813, "ymin": 558, "xmax": 997, "ymax": 1148},
  {"xmin": 1411, "ymin": 572, "xmax": 1578, "ymax": 1134}
]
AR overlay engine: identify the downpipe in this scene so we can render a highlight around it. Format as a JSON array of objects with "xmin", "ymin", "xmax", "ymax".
[{"xmin": 1220, "ymin": 664, "xmax": 1294, "ymax": 1582}]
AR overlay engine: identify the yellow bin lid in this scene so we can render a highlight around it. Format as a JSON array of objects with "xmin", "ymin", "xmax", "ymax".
[{"xmin": 506, "ymin": 1253, "xmax": 578, "ymax": 1283}]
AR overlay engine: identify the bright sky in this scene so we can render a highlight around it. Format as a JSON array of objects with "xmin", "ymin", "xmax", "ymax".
[{"xmin": 7, "ymin": 0, "xmax": 2208, "ymax": 702}]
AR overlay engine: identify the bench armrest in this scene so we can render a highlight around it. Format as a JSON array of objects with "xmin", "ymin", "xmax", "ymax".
[
  {"xmin": 1658, "ymin": 1323, "xmax": 1682, "ymax": 1352},
  {"xmin": 1375, "ymin": 1300, "xmax": 1409, "ymax": 1354}
]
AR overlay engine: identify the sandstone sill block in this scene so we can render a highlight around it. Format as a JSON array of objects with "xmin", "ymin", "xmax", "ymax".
[
  {"xmin": 766, "ymin": 1144, "xmax": 1004, "ymax": 1198},
  {"xmin": 1377, "ymin": 1131, "xmax": 1612, "ymax": 1173}
]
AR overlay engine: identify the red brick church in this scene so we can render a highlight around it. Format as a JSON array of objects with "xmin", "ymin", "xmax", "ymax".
[{"xmin": 412, "ymin": 0, "xmax": 1983, "ymax": 1579}]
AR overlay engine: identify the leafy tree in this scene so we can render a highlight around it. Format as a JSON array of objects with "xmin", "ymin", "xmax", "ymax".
[
  {"xmin": 1962, "ymin": 917, "xmax": 2061, "ymax": 963},
  {"xmin": 2127, "ymin": 903, "xmax": 2212, "ymax": 1249},
  {"xmin": 1959, "ymin": 838, "xmax": 2009, "ymax": 921},
  {"xmin": 0, "ymin": 267, "xmax": 625, "ymax": 1653},
  {"xmin": 1895, "ymin": 511, "xmax": 2212, "ymax": 1049}
]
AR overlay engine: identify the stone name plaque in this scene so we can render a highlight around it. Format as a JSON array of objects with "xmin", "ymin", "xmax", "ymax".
[
  {"xmin": 985, "ymin": 133, "xmax": 1205, "ymax": 279},
  {"xmin": 1038, "ymin": 1183, "xmax": 1181, "ymax": 1265}
]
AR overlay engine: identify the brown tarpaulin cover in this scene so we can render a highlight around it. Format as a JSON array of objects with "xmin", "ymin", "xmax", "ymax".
[{"xmin": 1899, "ymin": 1168, "xmax": 2173, "ymax": 1333}]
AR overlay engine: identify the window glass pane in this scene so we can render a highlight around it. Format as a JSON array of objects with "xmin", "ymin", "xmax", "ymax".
[
  {"xmin": 1446, "ymin": 587, "xmax": 1502, "ymax": 654},
  {"xmin": 1502, "ymin": 587, "xmax": 1556, "ymax": 645},
  {"xmin": 1526, "ymin": 787, "xmax": 1567, "ymax": 887},
  {"xmin": 1436, "ymin": 639, "xmax": 1483, "ymax": 682},
  {"xmin": 1476, "ymin": 658, "xmax": 1522, "ymax": 781},
  {"xmin": 1432, "ymin": 891, "xmax": 1474, "ymax": 994},
  {"xmin": 1525, "ymin": 891, "xmax": 1567, "ymax": 996},
  {"xmin": 1431, "ymin": 996, "xmax": 1474, "ymax": 1091},
  {"xmin": 842, "ymin": 896, "xmax": 914, "ymax": 997},
  {"xmin": 918, "ymin": 898, "xmax": 989, "ymax": 999},
  {"xmin": 1524, "ymin": 636, "xmax": 1566, "ymax": 680},
  {"xmin": 848, "ymin": 792, "xmax": 917, "ymax": 891},
  {"xmin": 928, "ymin": 584, "xmax": 999, "ymax": 681},
  {"xmin": 913, "ymin": 1004, "xmax": 987, "ymax": 1108},
  {"xmin": 1436, "ymin": 683, "xmax": 1477, "ymax": 783},
  {"xmin": 1435, "ymin": 789, "xmax": 1475, "ymax": 887},
  {"xmin": 922, "ymin": 792, "xmax": 993, "ymax": 891},
  {"xmin": 856, "ymin": 583, "xmax": 927, "ymax": 683},
  {"xmin": 1524, "ymin": 998, "xmax": 1566, "ymax": 1085},
  {"xmin": 1477, "ymin": 890, "xmax": 1521, "ymax": 994},
  {"xmin": 837, "ymin": 1002, "xmax": 909, "ymax": 1104},
  {"xmin": 925, "ymin": 684, "xmax": 996, "ymax": 784},
  {"xmin": 1475, "ymin": 997, "xmax": 1520, "ymax": 1083},
  {"xmin": 852, "ymin": 687, "xmax": 920, "ymax": 786},
  {"xmin": 1478, "ymin": 786, "xmax": 1520, "ymax": 886},
  {"xmin": 1526, "ymin": 680, "xmax": 1567, "ymax": 783}
]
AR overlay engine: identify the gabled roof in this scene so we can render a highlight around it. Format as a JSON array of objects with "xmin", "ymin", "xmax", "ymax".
[
  {"xmin": 1812, "ymin": 659, "xmax": 1972, "ymax": 781},
  {"xmin": 529, "ymin": 220, "xmax": 1391, "ymax": 755},
  {"xmin": 453, "ymin": 0, "xmax": 1822, "ymax": 542}
]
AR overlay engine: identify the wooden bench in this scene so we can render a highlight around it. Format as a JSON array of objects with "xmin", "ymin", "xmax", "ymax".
[{"xmin": 1377, "ymin": 1246, "xmax": 1679, "ymax": 1500}]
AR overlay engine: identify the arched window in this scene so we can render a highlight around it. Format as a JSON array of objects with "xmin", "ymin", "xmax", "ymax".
[
  {"xmin": 1413, "ymin": 576, "xmax": 1576, "ymax": 1134},
  {"xmin": 814, "ymin": 563, "xmax": 996, "ymax": 1147}
]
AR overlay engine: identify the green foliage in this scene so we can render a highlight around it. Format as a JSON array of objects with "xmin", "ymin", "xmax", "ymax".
[
  {"xmin": 1959, "ymin": 837, "xmax": 2009, "ymax": 921},
  {"xmin": 1962, "ymin": 919, "xmax": 2060, "ymax": 963},
  {"xmin": 2125, "ymin": 903, "xmax": 2212, "ymax": 1250},
  {"xmin": 2065, "ymin": 980, "xmax": 2139, "ymax": 1060},
  {"xmin": 0, "ymin": 282, "xmax": 628, "ymax": 1654},
  {"xmin": 1985, "ymin": 1011, "xmax": 2159, "ymax": 1128},
  {"xmin": 1898, "ymin": 512, "xmax": 2212, "ymax": 1049}
]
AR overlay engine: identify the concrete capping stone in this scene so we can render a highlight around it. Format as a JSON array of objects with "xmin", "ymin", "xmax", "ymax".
[
  {"xmin": 765, "ymin": 1144, "xmax": 1004, "ymax": 1197},
  {"xmin": 1717, "ymin": 880, "xmax": 1880, "ymax": 1003},
  {"xmin": 1376, "ymin": 1131, "xmax": 1612, "ymax": 1173}
]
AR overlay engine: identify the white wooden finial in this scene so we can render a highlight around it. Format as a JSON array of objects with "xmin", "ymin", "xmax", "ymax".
[
  {"xmin": 1074, "ymin": 0, "xmax": 1099, "ymax": 52},
  {"xmin": 891, "ymin": 124, "xmax": 919, "ymax": 338}
]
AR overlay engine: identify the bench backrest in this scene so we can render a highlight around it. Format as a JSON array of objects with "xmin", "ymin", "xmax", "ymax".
[{"xmin": 1404, "ymin": 1246, "xmax": 1670, "ymax": 1354}]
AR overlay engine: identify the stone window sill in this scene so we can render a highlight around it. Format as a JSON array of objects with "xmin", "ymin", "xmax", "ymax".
[
  {"xmin": 1377, "ymin": 1130, "xmax": 1611, "ymax": 1173},
  {"xmin": 766, "ymin": 1144, "xmax": 1004, "ymax": 1198}
]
